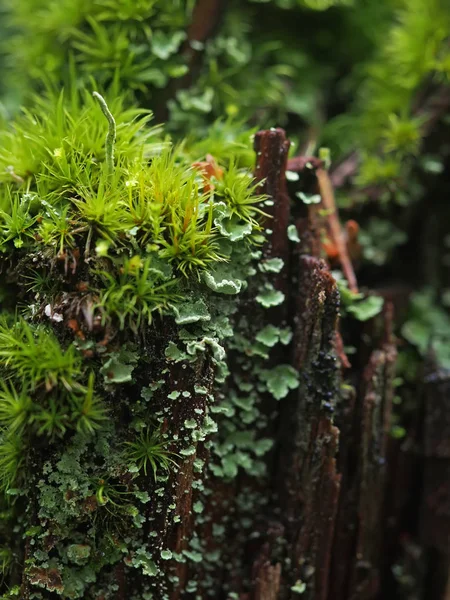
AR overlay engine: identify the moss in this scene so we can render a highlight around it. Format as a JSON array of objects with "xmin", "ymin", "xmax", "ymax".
[
  {"xmin": 0, "ymin": 79, "xmax": 278, "ymax": 595},
  {"xmin": 0, "ymin": 69, "xmax": 303, "ymax": 595}
]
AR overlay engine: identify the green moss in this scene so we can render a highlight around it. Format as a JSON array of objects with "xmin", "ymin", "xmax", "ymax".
[
  {"xmin": 0, "ymin": 75, "xmax": 284, "ymax": 596},
  {"xmin": 402, "ymin": 289, "xmax": 450, "ymax": 369},
  {"xmin": 125, "ymin": 428, "xmax": 177, "ymax": 479},
  {"xmin": 333, "ymin": 272, "xmax": 384, "ymax": 322}
]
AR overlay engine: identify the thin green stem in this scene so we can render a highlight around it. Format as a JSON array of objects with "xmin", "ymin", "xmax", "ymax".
[{"xmin": 92, "ymin": 91, "xmax": 116, "ymax": 176}]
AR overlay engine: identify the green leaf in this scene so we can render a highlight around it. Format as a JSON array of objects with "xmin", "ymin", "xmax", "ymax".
[
  {"xmin": 101, "ymin": 356, "xmax": 136, "ymax": 383},
  {"xmin": 402, "ymin": 320, "xmax": 430, "ymax": 354},
  {"xmin": 186, "ymin": 337, "xmax": 226, "ymax": 363},
  {"xmin": 216, "ymin": 216, "xmax": 253, "ymax": 242},
  {"xmin": 203, "ymin": 265, "xmax": 244, "ymax": 295},
  {"xmin": 295, "ymin": 191, "xmax": 321, "ymax": 205},
  {"xmin": 259, "ymin": 257, "xmax": 284, "ymax": 273},
  {"xmin": 390, "ymin": 425, "xmax": 406, "ymax": 439},
  {"xmin": 183, "ymin": 550, "xmax": 202, "ymax": 563},
  {"xmin": 67, "ymin": 544, "xmax": 91, "ymax": 565},
  {"xmin": 287, "ymin": 224, "xmax": 300, "ymax": 243},
  {"xmin": 256, "ymin": 325, "xmax": 281, "ymax": 347},
  {"xmin": 255, "ymin": 325, "xmax": 292, "ymax": 347},
  {"xmin": 260, "ymin": 365, "xmax": 299, "ymax": 400},
  {"xmin": 174, "ymin": 298, "xmax": 211, "ymax": 325},
  {"xmin": 253, "ymin": 438, "xmax": 273, "ymax": 457},
  {"xmin": 279, "ymin": 328, "xmax": 293, "ymax": 345},
  {"xmin": 256, "ymin": 285, "xmax": 285, "ymax": 308},
  {"xmin": 134, "ymin": 491, "xmax": 150, "ymax": 504},
  {"xmin": 132, "ymin": 549, "xmax": 158, "ymax": 576},
  {"xmin": 151, "ymin": 31, "xmax": 186, "ymax": 60},
  {"xmin": 165, "ymin": 342, "xmax": 187, "ymax": 362},
  {"xmin": 347, "ymin": 295, "xmax": 384, "ymax": 321},
  {"xmin": 291, "ymin": 580, "xmax": 306, "ymax": 594}
]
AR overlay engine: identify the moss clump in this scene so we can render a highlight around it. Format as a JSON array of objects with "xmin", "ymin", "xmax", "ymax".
[{"xmin": 0, "ymin": 85, "xmax": 288, "ymax": 597}]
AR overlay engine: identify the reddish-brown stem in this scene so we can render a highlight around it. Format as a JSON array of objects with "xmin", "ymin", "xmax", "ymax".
[{"xmin": 316, "ymin": 167, "xmax": 358, "ymax": 293}]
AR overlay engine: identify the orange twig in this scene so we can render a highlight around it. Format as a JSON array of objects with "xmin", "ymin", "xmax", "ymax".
[
  {"xmin": 316, "ymin": 167, "xmax": 358, "ymax": 293},
  {"xmin": 335, "ymin": 329, "xmax": 351, "ymax": 370}
]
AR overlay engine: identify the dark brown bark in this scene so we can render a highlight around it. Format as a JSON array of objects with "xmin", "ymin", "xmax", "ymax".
[
  {"xmin": 254, "ymin": 127, "xmax": 291, "ymax": 299},
  {"xmin": 420, "ymin": 359, "xmax": 450, "ymax": 598}
]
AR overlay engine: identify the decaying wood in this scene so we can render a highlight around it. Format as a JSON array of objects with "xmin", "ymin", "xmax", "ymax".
[
  {"xmin": 349, "ymin": 325, "xmax": 397, "ymax": 598},
  {"xmin": 254, "ymin": 127, "xmax": 291, "ymax": 299},
  {"xmin": 275, "ymin": 255, "xmax": 341, "ymax": 600},
  {"xmin": 253, "ymin": 561, "xmax": 282, "ymax": 600},
  {"xmin": 420, "ymin": 358, "xmax": 450, "ymax": 598},
  {"xmin": 238, "ymin": 129, "xmax": 405, "ymax": 600},
  {"xmin": 165, "ymin": 357, "xmax": 216, "ymax": 600},
  {"xmin": 19, "ymin": 538, "xmax": 31, "ymax": 600},
  {"xmin": 285, "ymin": 154, "xmax": 358, "ymax": 292}
]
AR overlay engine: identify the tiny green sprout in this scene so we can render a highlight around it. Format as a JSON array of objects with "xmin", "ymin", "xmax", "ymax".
[
  {"xmin": 96, "ymin": 239, "xmax": 110, "ymax": 257},
  {"xmin": 0, "ymin": 319, "xmax": 82, "ymax": 392},
  {"xmin": 125, "ymin": 428, "xmax": 177, "ymax": 480},
  {"xmin": 71, "ymin": 373, "xmax": 107, "ymax": 435},
  {"xmin": 94, "ymin": 477, "xmax": 131, "ymax": 512},
  {"xmin": 0, "ymin": 432, "xmax": 24, "ymax": 492},
  {"xmin": 73, "ymin": 168, "xmax": 133, "ymax": 249},
  {"xmin": 0, "ymin": 382, "xmax": 33, "ymax": 434},
  {"xmin": 92, "ymin": 91, "xmax": 116, "ymax": 175},
  {"xmin": 382, "ymin": 114, "xmax": 422, "ymax": 156},
  {"xmin": 319, "ymin": 147, "xmax": 331, "ymax": 170},
  {"xmin": 91, "ymin": 477, "xmax": 140, "ymax": 530},
  {"xmin": 291, "ymin": 580, "xmax": 306, "ymax": 594},
  {"xmin": 98, "ymin": 256, "xmax": 180, "ymax": 331},
  {"xmin": 96, "ymin": 480, "xmax": 109, "ymax": 507},
  {"xmin": 0, "ymin": 547, "xmax": 12, "ymax": 575},
  {"xmin": 390, "ymin": 425, "xmax": 406, "ymax": 440},
  {"xmin": 214, "ymin": 160, "xmax": 267, "ymax": 226},
  {"xmin": 23, "ymin": 270, "xmax": 60, "ymax": 297},
  {"xmin": 287, "ymin": 224, "xmax": 300, "ymax": 243},
  {"xmin": 0, "ymin": 188, "xmax": 37, "ymax": 250},
  {"xmin": 35, "ymin": 397, "xmax": 69, "ymax": 439},
  {"xmin": 36, "ymin": 203, "xmax": 84, "ymax": 256}
]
